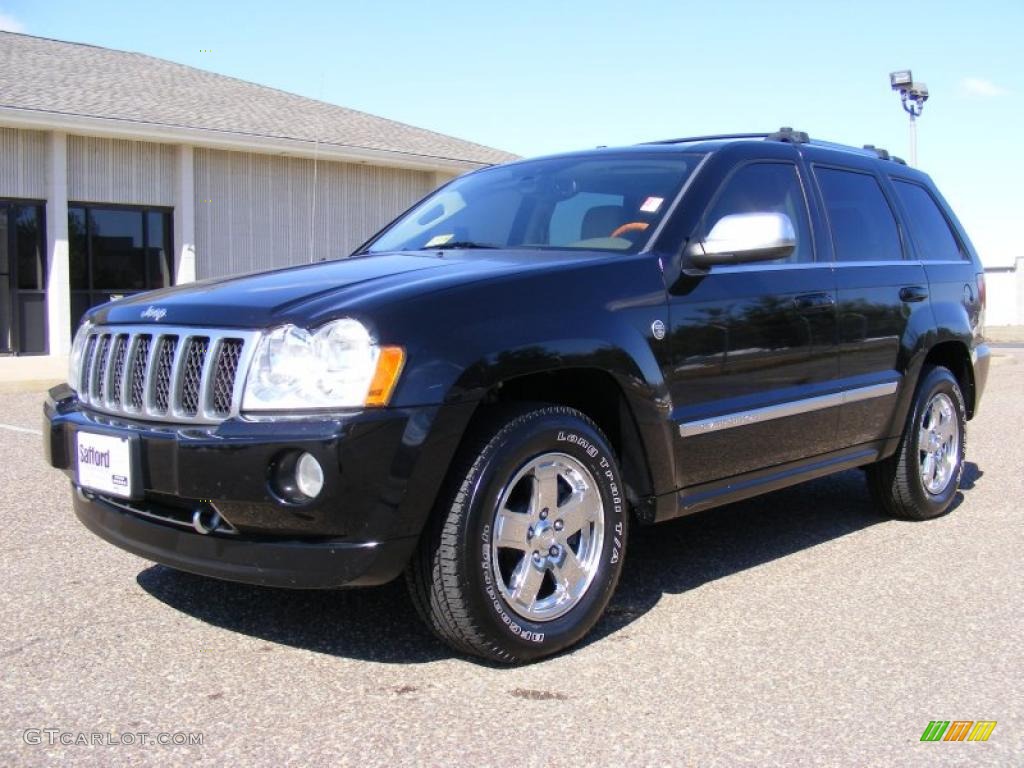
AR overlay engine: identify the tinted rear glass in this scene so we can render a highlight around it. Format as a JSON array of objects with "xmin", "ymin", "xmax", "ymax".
[
  {"xmin": 892, "ymin": 180, "xmax": 965, "ymax": 261},
  {"xmin": 815, "ymin": 168, "xmax": 903, "ymax": 262}
]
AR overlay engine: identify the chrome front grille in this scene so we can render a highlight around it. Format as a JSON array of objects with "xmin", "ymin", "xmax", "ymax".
[{"xmin": 75, "ymin": 325, "xmax": 261, "ymax": 424}]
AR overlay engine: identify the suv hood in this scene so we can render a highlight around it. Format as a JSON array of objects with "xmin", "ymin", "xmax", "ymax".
[{"xmin": 90, "ymin": 250, "xmax": 587, "ymax": 328}]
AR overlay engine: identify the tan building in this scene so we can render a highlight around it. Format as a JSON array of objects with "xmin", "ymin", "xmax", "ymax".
[{"xmin": 0, "ymin": 31, "xmax": 515, "ymax": 378}]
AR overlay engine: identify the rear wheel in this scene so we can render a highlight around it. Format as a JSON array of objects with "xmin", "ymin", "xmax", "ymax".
[
  {"xmin": 406, "ymin": 405, "xmax": 628, "ymax": 663},
  {"xmin": 866, "ymin": 366, "xmax": 966, "ymax": 520}
]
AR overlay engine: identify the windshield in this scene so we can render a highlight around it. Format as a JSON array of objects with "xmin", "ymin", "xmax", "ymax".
[{"xmin": 363, "ymin": 152, "xmax": 700, "ymax": 256}]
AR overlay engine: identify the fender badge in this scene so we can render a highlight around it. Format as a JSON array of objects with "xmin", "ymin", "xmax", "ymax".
[
  {"xmin": 651, "ymin": 319, "xmax": 666, "ymax": 340},
  {"xmin": 141, "ymin": 306, "xmax": 167, "ymax": 321}
]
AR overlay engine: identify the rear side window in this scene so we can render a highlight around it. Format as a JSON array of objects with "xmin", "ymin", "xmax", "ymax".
[
  {"xmin": 892, "ymin": 180, "xmax": 965, "ymax": 261},
  {"xmin": 701, "ymin": 162, "xmax": 814, "ymax": 263},
  {"xmin": 815, "ymin": 168, "xmax": 903, "ymax": 262}
]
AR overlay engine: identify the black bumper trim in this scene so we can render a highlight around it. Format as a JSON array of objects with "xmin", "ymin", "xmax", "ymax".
[{"xmin": 74, "ymin": 490, "xmax": 417, "ymax": 589}]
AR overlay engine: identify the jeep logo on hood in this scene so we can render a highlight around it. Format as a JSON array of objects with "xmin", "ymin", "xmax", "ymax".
[{"xmin": 141, "ymin": 306, "xmax": 167, "ymax": 321}]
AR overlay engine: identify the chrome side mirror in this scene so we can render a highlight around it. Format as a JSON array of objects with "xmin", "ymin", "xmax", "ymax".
[{"xmin": 687, "ymin": 212, "xmax": 796, "ymax": 268}]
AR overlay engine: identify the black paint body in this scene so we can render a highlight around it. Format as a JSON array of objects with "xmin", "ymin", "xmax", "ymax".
[{"xmin": 44, "ymin": 138, "xmax": 990, "ymax": 588}]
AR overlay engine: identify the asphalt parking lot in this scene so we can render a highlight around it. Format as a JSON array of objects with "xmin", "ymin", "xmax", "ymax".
[{"xmin": 2, "ymin": 350, "xmax": 1021, "ymax": 767}]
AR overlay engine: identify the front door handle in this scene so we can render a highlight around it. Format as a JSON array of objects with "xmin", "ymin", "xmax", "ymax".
[
  {"xmin": 793, "ymin": 292, "xmax": 836, "ymax": 313},
  {"xmin": 899, "ymin": 285, "xmax": 929, "ymax": 303}
]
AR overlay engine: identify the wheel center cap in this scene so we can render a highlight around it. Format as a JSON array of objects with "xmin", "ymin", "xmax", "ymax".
[{"xmin": 534, "ymin": 519, "xmax": 556, "ymax": 545}]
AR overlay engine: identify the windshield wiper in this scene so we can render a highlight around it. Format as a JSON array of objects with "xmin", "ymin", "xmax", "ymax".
[{"xmin": 421, "ymin": 240, "xmax": 500, "ymax": 250}]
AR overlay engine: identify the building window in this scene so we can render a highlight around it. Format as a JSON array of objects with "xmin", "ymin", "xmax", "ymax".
[
  {"xmin": 0, "ymin": 200, "xmax": 47, "ymax": 355},
  {"xmin": 69, "ymin": 204, "xmax": 173, "ymax": 331}
]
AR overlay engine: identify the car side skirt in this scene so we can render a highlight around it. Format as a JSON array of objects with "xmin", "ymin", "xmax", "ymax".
[{"xmin": 651, "ymin": 440, "xmax": 889, "ymax": 523}]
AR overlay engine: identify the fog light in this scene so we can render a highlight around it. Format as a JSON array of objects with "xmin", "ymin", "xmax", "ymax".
[{"xmin": 295, "ymin": 452, "xmax": 324, "ymax": 499}]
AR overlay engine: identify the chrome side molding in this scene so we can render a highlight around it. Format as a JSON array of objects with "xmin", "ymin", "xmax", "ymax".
[{"xmin": 679, "ymin": 381, "xmax": 898, "ymax": 437}]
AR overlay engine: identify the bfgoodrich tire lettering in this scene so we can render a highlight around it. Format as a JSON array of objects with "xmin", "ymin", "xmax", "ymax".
[
  {"xmin": 867, "ymin": 365, "xmax": 967, "ymax": 520},
  {"xmin": 406, "ymin": 405, "xmax": 628, "ymax": 663}
]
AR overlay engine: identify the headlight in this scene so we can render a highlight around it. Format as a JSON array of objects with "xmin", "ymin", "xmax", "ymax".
[
  {"xmin": 241, "ymin": 319, "xmax": 405, "ymax": 411},
  {"xmin": 68, "ymin": 320, "xmax": 93, "ymax": 390}
]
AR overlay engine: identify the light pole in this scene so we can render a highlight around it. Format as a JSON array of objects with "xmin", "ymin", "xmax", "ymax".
[{"xmin": 890, "ymin": 70, "xmax": 929, "ymax": 166}]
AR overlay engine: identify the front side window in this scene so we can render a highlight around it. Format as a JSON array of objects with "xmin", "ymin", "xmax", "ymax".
[
  {"xmin": 815, "ymin": 168, "xmax": 903, "ymax": 262},
  {"xmin": 891, "ymin": 180, "xmax": 965, "ymax": 261},
  {"xmin": 69, "ymin": 205, "xmax": 173, "ymax": 330},
  {"xmin": 364, "ymin": 153, "xmax": 700, "ymax": 256},
  {"xmin": 700, "ymin": 162, "xmax": 814, "ymax": 263}
]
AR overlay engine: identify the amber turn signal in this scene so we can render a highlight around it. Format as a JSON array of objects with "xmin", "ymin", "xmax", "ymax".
[{"xmin": 365, "ymin": 346, "xmax": 405, "ymax": 407}]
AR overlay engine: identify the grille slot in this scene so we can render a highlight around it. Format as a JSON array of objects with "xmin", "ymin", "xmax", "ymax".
[
  {"xmin": 180, "ymin": 337, "xmax": 210, "ymax": 416},
  {"xmin": 213, "ymin": 340, "xmax": 243, "ymax": 416},
  {"xmin": 152, "ymin": 336, "xmax": 178, "ymax": 414},
  {"xmin": 128, "ymin": 335, "xmax": 151, "ymax": 410},
  {"xmin": 74, "ymin": 325, "xmax": 257, "ymax": 424},
  {"xmin": 108, "ymin": 335, "xmax": 129, "ymax": 406},
  {"xmin": 92, "ymin": 335, "xmax": 112, "ymax": 401},
  {"xmin": 80, "ymin": 335, "xmax": 98, "ymax": 393}
]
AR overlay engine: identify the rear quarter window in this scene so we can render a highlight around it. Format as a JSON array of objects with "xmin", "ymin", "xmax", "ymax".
[{"xmin": 891, "ymin": 180, "xmax": 966, "ymax": 261}]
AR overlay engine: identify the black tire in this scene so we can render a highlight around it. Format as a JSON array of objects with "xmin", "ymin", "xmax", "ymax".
[
  {"xmin": 866, "ymin": 366, "xmax": 967, "ymax": 520},
  {"xmin": 406, "ymin": 405, "xmax": 628, "ymax": 663}
]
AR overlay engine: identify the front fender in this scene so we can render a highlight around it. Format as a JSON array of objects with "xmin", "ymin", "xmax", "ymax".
[{"xmin": 377, "ymin": 254, "xmax": 677, "ymax": 501}]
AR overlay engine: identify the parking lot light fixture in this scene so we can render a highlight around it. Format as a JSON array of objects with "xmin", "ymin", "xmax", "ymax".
[{"xmin": 890, "ymin": 69, "xmax": 929, "ymax": 166}]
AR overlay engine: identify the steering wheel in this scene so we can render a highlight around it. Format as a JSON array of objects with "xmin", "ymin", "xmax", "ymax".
[{"xmin": 610, "ymin": 221, "xmax": 650, "ymax": 239}]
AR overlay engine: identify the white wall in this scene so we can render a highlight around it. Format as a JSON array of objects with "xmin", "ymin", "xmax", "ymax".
[
  {"xmin": 193, "ymin": 148, "xmax": 437, "ymax": 279},
  {"xmin": 0, "ymin": 126, "xmax": 47, "ymax": 199},
  {"xmin": 67, "ymin": 135, "xmax": 176, "ymax": 206},
  {"xmin": 985, "ymin": 259, "xmax": 1023, "ymax": 326}
]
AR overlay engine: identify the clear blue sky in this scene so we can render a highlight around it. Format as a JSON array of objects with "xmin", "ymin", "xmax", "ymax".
[{"xmin": 3, "ymin": 0, "xmax": 1021, "ymax": 264}]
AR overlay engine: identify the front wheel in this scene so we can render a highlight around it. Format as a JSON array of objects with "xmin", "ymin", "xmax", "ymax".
[
  {"xmin": 866, "ymin": 365, "xmax": 967, "ymax": 520},
  {"xmin": 406, "ymin": 405, "xmax": 628, "ymax": 663}
]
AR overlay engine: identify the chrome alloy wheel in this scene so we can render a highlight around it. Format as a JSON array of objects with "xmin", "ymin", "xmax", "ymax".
[
  {"xmin": 918, "ymin": 392, "xmax": 960, "ymax": 495},
  {"xmin": 490, "ymin": 452, "xmax": 605, "ymax": 622}
]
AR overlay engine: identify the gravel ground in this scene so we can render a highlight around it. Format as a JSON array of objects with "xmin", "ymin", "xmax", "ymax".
[{"xmin": 1, "ymin": 349, "xmax": 1021, "ymax": 767}]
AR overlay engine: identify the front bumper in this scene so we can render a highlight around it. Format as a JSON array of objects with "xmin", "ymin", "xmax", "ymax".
[
  {"xmin": 72, "ymin": 489, "xmax": 417, "ymax": 588},
  {"xmin": 45, "ymin": 385, "xmax": 474, "ymax": 588}
]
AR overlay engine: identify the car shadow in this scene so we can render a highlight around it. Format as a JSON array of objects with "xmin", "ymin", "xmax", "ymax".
[{"xmin": 136, "ymin": 464, "xmax": 983, "ymax": 665}]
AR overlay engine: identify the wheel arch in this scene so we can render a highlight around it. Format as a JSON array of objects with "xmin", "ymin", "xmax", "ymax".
[
  {"xmin": 469, "ymin": 366, "xmax": 671, "ymax": 523},
  {"xmin": 923, "ymin": 339, "xmax": 976, "ymax": 419}
]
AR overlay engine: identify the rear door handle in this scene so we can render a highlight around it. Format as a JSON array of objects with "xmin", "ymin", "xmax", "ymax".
[
  {"xmin": 899, "ymin": 285, "xmax": 929, "ymax": 303},
  {"xmin": 793, "ymin": 292, "xmax": 836, "ymax": 313}
]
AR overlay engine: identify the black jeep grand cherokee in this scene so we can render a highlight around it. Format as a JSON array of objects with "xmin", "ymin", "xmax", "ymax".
[{"xmin": 44, "ymin": 128, "xmax": 989, "ymax": 662}]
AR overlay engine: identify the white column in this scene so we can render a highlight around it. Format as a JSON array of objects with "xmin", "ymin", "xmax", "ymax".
[
  {"xmin": 174, "ymin": 144, "xmax": 196, "ymax": 284},
  {"xmin": 45, "ymin": 131, "xmax": 71, "ymax": 356}
]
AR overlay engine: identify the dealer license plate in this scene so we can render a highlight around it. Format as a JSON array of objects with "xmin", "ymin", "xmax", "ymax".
[{"xmin": 75, "ymin": 431, "xmax": 134, "ymax": 499}]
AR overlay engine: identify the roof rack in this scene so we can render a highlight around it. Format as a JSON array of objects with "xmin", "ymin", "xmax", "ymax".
[
  {"xmin": 643, "ymin": 132, "xmax": 770, "ymax": 145},
  {"xmin": 642, "ymin": 129, "xmax": 909, "ymax": 164},
  {"xmin": 643, "ymin": 127, "xmax": 810, "ymax": 146}
]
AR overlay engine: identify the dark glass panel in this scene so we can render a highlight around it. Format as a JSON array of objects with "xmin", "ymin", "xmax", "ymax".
[
  {"xmin": 68, "ymin": 207, "xmax": 89, "ymax": 290},
  {"xmin": 815, "ymin": 168, "xmax": 903, "ymax": 262},
  {"xmin": 16, "ymin": 206, "xmax": 44, "ymax": 290},
  {"xmin": 146, "ymin": 210, "xmax": 173, "ymax": 288},
  {"xmin": 90, "ymin": 209, "xmax": 145, "ymax": 290},
  {"xmin": 892, "ymin": 181, "xmax": 964, "ymax": 261}
]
